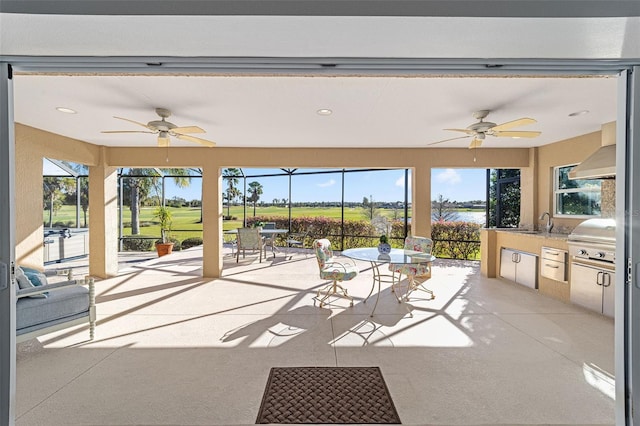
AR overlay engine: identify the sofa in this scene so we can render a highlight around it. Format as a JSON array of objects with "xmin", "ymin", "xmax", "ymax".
[{"xmin": 15, "ymin": 266, "xmax": 96, "ymax": 343}]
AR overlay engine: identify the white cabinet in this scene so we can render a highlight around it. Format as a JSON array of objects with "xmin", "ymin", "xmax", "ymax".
[
  {"xmin": 570, "ymin": 262, "xmax": 615, "ymax": 318},
  {"xmin": 500, "ymin": 248, "xmax": 538, "ymax": 289}
]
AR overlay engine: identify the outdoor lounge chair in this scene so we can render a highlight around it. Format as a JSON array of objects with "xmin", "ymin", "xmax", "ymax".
[{"xmin": 15, "ymin": 266, "xmax": 96, "ymax": 343}]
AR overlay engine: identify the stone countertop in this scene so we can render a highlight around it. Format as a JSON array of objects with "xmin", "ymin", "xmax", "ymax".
[{"xmin": 489, "ymin": 228, "xmax": 571, "ymax": 241}]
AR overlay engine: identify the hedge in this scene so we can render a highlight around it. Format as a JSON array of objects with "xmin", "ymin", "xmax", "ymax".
[
  {"xmin": 181, "ymin": 237, "xmax": 203, "ymax": 249},
  {"xmin": 431, "ymin": 221, "xmax": 481, "ymax": 260}
]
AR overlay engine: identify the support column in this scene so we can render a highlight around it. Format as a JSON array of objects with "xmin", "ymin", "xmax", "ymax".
[
  {"xmin": 412, "ymin": 165, "xmax": 432, "ymax": 238},
  {"xmin": 14, "ymin": 131, "xmax": 44, "ymax": 268},
  {"xmin": 88, "ymin": 149, "xmax": 118, "ymax": 278},
  {"xmin": 202, "ymin": 164, "xmax": 222, "ymax": 278},
  {"xmin": 519, "ymin": 147, "xmax": 537, "ymax": 228}
]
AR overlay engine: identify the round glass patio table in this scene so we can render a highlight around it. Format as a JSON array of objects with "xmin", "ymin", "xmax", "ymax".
[{"xmin": 341, "ymin": 247, "xmax": 435, "ymax": 316}]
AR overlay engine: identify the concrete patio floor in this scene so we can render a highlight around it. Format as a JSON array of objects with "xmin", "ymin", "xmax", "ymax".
[{"xmin": 17, "ymin": 246, "xmax": 615, "ymax": 425}]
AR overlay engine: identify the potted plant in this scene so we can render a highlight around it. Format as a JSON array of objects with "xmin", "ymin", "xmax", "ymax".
[
  {"xmin": 378, "ymin": 234, "xmax": 391, "ymax": 254},
  {"xmin": 154, "ymin": 206, "xmax": 174, "ymax": 257},
  {"xmin": 373, "ymin": 216, "xmax": 392, "ymax": 254}
]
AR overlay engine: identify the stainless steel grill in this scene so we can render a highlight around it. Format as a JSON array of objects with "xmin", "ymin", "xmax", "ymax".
[
  {"xmin": 567, "ymin": 218, "xmax": 616, "ymax": 318},
  {"xmin": 567, "ymin": 218, "xmax": 616, "ymax": 265}
]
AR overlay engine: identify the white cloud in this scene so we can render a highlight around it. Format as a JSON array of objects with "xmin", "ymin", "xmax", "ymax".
[
  {"xmin": 395, "ymin": 176, "xmax": 411, "ymax": 191},
  {"xmin": 435, "ymin": 168, "xmax": 462, "ymax": 185},
  {"xmin": 317, "ymin": 179, "xmax": 336, "ymax": 188}
]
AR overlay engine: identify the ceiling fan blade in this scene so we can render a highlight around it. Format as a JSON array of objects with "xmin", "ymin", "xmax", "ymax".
[
  {"xmin": 113, "ymin": 116, "xmax": 154, "ymax": 130},
  {"xmin": 491, "ymin": 118, "xmax": 536, "ymax": 132},
  {"xmin": 171, "ymin": 126, "xmax": 205, "ymax": 134},
  {"xmin": 427, "ymin": 135, "xmax": 471, "ymax": 146},
  {"xmin": 468, "ymin": 138, "xmax": 483, "ymax": 149},
  {"xmin": 493, "ymin": 130, "xmax": 541, "ymax": 138},
  {"xmin": 174, "ymin": 133, "xmax": 216, "ymax": 147},
  {"xmin": 101, "ymin": 130, "xmax": 155, "ymax": 134},
  {"xmin": 157, "ymin": 135, "xmax": 170, "ymax": 147},
  {"xmin": 443, "ymin": 128, "xmax": 476, "ymax": 135}
]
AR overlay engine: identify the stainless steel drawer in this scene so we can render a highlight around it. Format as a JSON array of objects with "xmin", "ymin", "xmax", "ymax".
[
  {"xmin": 540, "ymin": 247, "xmax": 568, "ymax": 282},
  {"xmin": 541, "ymin": 247, "xmax": 567, "ymax": 263}
]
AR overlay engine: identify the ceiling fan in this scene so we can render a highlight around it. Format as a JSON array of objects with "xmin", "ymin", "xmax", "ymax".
[
  {"xmin": 101, "ymin": 108, "xmax": 216, "ymax": 147},
  {"xmin": 428, "ymin": 110, "xmax": 541, "ymax": 149}
]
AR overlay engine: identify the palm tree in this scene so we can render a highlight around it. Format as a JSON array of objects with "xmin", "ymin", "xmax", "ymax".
[
  {"xmin": 223, "ymin": 168, "xmax": 242, "ymax": 218},
  {"xmin": 124, "ymin": 168, "xmax": 192, "ymax": 235},
  {"xmin": 248, "ymin": 181, "xmax": 263, "ymax": 216}
]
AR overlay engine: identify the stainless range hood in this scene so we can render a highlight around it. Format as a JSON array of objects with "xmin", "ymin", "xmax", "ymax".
[{"xmin": 568, "ymin": 144, "xmax": 616, "ymax": 180}]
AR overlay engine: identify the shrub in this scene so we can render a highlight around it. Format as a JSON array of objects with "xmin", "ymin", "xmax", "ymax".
[
  {"xmin": 181, "ymin": 237, "xmax": 203, "ymax": 249},
  {"xmin": 431, "ymin": 221, "xmax": 481, "ymax": 260},
  {"xmin": 241, "ymin": 215, "xmax": 480, "ymax": 258},
  {"xmin": 121, "ymin": 238, "xmax": 154, "ymax": 251},
  {"xmin": 52, "ymin": 221, "xmax": 74, "ymax": 228}
]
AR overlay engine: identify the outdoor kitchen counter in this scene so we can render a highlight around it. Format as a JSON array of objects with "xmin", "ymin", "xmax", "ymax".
[
  {"xmin": 493, "ymin": 229, "xmax": 571, "ymax": 240},
  {"xmin": 481, "ymin": 228, "xmax": 571, "ymax": 303}
]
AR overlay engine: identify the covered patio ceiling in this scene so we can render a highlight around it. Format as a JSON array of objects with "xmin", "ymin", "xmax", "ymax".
[{"xmin": 14, "ymin": 74, "xmax": 617, "ymax": 150}]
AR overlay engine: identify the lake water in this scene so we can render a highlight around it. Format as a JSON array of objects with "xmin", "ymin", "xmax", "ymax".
[
  {"xmin": 450, "ymin": 211, "xmax": 486, "ymax": 224},
  {"xmin": 406, "ymin": 211, "xmax": 487, "ymax": 224}
]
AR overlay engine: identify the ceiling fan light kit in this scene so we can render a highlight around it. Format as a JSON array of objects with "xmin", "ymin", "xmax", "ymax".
[
  {"xmin": 429, "ymin": 109, "xmax": 541, "ymax": 149},
  {"xmin": 101, "ymin": 108, "xmax": 216, "ymax": 147}
]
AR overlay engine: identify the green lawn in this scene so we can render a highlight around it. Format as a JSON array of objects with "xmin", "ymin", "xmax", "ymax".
[{"xmin": 46, "ymin": 204, "xmax": 409, "ymax": 241}]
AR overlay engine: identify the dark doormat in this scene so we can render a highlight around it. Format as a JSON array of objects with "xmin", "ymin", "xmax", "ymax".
[{"xmin": 256, "ymin": 366, "xmax": 401, "ymax": 424}]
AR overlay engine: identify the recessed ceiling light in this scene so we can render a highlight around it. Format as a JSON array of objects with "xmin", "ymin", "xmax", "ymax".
[
  {"xmin": 56, "ymin": 107, "xmax": 77, "ymax": 114},
  {"xmin": 569, "ymin": 110, "xmax": 589, "ymax": 117},
  {"xmin": 317, "ymin": 109, "xmax": 332, "ymax": 116}
]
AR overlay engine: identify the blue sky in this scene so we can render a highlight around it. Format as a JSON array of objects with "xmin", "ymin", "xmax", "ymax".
[{"xmin": 164, "ymin": 168, "xmax": 487, "ymax": 203}]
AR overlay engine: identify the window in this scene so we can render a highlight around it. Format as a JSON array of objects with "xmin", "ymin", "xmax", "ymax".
[
  {"xmin": 489, "ymin": 169, "xmax": 521, "ymax": 228},
  {"xmin": 554, "ymin": 165, "xmax": 601, "ymax": 217}
]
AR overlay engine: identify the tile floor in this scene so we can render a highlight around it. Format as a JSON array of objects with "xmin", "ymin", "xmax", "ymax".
[{"xmin": 16, "ymin": 246, "xmax": 615, "ymax": 425}]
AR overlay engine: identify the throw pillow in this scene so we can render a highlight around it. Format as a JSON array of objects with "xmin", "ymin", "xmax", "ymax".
[
  {"xmin": 15, "ymin": 267, "xmax": 47, "ymax": 298},
  {"xmin": 21, "ymin": 266, "xmax": 48, "ymax": 287}
]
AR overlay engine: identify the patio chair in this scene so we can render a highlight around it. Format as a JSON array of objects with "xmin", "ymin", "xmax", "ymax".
[
  {"xmin": 236, "ymin": 227, "xmax": 266, "ymax": 263},
  {"xmin": 262, "ymin": 222, "xmax": 277, "ymax": 257},
  {"xmin": 313, "ymin": 239, "xmax": 358, "ymax": 307},
  {"xmin": 389, "ymin": 236, "xmax": 435, "ymax": 302},
  {"xmin": 285, "ymin": 227, "xmax": 310, "ymax": 258}
]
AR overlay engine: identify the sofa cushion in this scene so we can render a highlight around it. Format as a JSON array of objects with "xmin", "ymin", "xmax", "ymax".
[
  {"xmin": 21, "ymin": 266, "xmax": 48, "ymax": 287},
  {"xmin": 15, "ymin": 267, "xmax": 47, "ymax": 298},
  {"xmin": 16, "ymin": 286, "xmax": 89, "ymax": 330}
]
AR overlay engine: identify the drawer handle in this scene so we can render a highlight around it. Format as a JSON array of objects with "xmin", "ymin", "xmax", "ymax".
[{"xmin": 545, "ymin": 264, "xmax": 559, "ymax": 269}]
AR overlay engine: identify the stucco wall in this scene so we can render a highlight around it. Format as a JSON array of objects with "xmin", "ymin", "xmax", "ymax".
[
  {"xmin": 535, "ymin": 124, "xmax": 612, "ymax": 233},
  {"xmin": 14, "ymin": 124, "xmax": 100, "ymax": 268}
]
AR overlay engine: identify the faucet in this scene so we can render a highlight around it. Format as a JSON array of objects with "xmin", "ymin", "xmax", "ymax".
[{"xmin": 539, "ymin": 212, "xmax": 554, "ymax": 233}]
